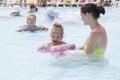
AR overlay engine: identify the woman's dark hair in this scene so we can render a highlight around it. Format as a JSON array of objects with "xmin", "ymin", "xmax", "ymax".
[{"xmin": 81, "ymin": 3, "xmax": 105, "ymax": 19}]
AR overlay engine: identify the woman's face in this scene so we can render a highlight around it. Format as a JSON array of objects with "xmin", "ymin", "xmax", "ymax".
[
  {"xmin": 51, "ymin": 33, "xmax": 62, "ymax": 45},
  {"xmin": 27, "ymin": 16, "xmax": 36, "ymax": 25},
  {"xmin": 81, "ymin": 12, "xmax": 89, "ymax": 25}
]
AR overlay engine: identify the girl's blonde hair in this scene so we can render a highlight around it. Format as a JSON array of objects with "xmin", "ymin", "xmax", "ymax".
[{"xmin": 51, "ymin": 23, "xmax": 64, "ymax": 38}]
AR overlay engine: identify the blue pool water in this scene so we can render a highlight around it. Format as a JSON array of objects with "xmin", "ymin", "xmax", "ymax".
[{"xmin": 0, "ymin": 7, "xmax": 120, "ymax": 80}]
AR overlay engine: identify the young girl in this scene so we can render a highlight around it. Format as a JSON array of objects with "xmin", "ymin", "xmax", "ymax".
[
  {"xmin": 16, "ymin": 14, "xmax": 48, "ymax": 32},
  {"xmin": 38, "ymin": 23, "xmax": 75, "ymax": 57}
]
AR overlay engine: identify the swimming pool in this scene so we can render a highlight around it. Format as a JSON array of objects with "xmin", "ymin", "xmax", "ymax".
[{"xmin": 0, "ymin": 7, "xmax": 120, "ymax": 80}]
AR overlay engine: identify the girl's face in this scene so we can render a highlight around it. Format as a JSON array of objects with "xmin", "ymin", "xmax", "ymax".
[
  {"xmin": 51, "ymin": 33, "xmax": 62, "ymax": 45},
  {"xmin": 27, "ymin": 16, "xmax": 36, "ymax": 25}
]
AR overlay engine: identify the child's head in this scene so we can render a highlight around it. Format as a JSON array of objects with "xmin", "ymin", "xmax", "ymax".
[
  {"xmin": 14, "ymin": 5, "xmax": 20, "ymax": 12},
  {"xmin": 30, "ymin": 3, "xmax": 38, "ymax": 12},
  {"xmin": 47, "ymin": 7, "xmax": 54, "ymax": 14},
  {"xmin": 27, "ymin": 14, "xmax": 36, "ymax": 25},
  {"xmin": 46, "ymin": 7, "xmax": 55, "ymax": 20},
  {"xmin": 50, "ymin": 23, "xmax": 64, "ymax": 45}
]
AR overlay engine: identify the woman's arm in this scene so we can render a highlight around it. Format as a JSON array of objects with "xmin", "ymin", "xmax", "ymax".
[{"xmin": 85, "ymin": 31, "xmax": 98, "ymax": 54}]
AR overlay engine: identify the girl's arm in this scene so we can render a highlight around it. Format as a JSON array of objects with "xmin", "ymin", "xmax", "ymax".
[
  {"xmin": 37, "ymin": 46, "xmax": 44, "ymax": 51},
  {"xmin": 38, "ymin": 26, "xmax": 48, "ymax": 31},
  {"xmin": 16, "ymin": 27, "xmax": 28, "ymax": 32},
  {"xmin": 37, "ymin": 43, "xmax": 51, "ymax": 51}
]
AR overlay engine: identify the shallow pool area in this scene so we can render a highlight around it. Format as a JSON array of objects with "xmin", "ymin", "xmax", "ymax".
[{"xmin": 0, "ymin": 7, "xmax": 120, "ymax": 80}]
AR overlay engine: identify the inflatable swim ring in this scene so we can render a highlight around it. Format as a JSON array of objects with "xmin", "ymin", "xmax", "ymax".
[
  {"xmin": 48, "ymin": 44, "xmax": 71, "ymax": 53},
  {"xmin": 19, "ymin": 25, "xmax": 42, "ymax": 33}
]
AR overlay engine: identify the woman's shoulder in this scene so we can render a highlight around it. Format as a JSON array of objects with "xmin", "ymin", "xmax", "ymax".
[
  {"xmin": 92, "ymin": 27, "xmax": 103, "ymax": 34},
  {"xmin": 89, "ymin": 30, "xmax": 100, "ymax": 42},
  {"xmin": 91, "ymin": 31, "xmax": 100, "ymax": 39}
]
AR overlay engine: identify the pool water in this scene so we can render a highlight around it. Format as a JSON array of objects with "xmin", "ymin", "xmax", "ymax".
[{"xmin": 0, "ymin": 7, "xmax": 120, "ymax": 80}]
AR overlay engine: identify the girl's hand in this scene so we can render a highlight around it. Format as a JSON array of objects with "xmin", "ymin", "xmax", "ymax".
[{"xmin": 16, "ymin": 29, "xmax": 23, "ymax": 32}]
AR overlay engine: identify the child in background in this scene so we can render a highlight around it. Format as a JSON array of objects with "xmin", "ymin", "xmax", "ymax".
[
  {"xmin": 16, "ymin": 14, "xmax": 48, "ymax": 32},
  {"xmin": 45, "ymin": 7, "xmax": 61, "ymax": 22},
  {"xmin": 29, "ymin": 3, "xmax": 38, "ymax": 13},
  {"xmin": 10, "ymin": 5, "xmax": 21, "ymax": 16},
  {"xmin": 38, "ymin": 23, "xmax": 75, "ymax": 58}
]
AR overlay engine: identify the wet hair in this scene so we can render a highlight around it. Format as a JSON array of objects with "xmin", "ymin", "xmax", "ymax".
[
  {"xmin": 27, "ymin": 14, "xmax": 36, "ymax": 23},
  {"xmin": 51, "ymin": 23, "xmax": 64, "ymax": 38},
  {"xmin": 81, "ymin": 3, "xmax": 105, "ymax": 19},
  {"xmin": 30, "ymin": 3, "xmax": 38, "ymax": 11}
]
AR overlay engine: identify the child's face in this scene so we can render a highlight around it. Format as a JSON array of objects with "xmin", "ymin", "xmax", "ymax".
[
  {"xmin": 51, "ymin": 33, "xmax": 62, "ymax": 45},
  {"xmin": 27, "ymin": 15, "xmax": 36, "ymax": 25}
]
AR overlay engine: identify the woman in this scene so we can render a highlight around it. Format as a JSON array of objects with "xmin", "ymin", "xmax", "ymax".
[{"xmin": 79, "ymin": 3, "xmax": 107, "ymax": 55}]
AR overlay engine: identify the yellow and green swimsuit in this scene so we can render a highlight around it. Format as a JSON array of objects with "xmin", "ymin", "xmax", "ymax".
[{"xmin": 83, "ymin": 45, "xmax": 105, "ymax": 55}]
